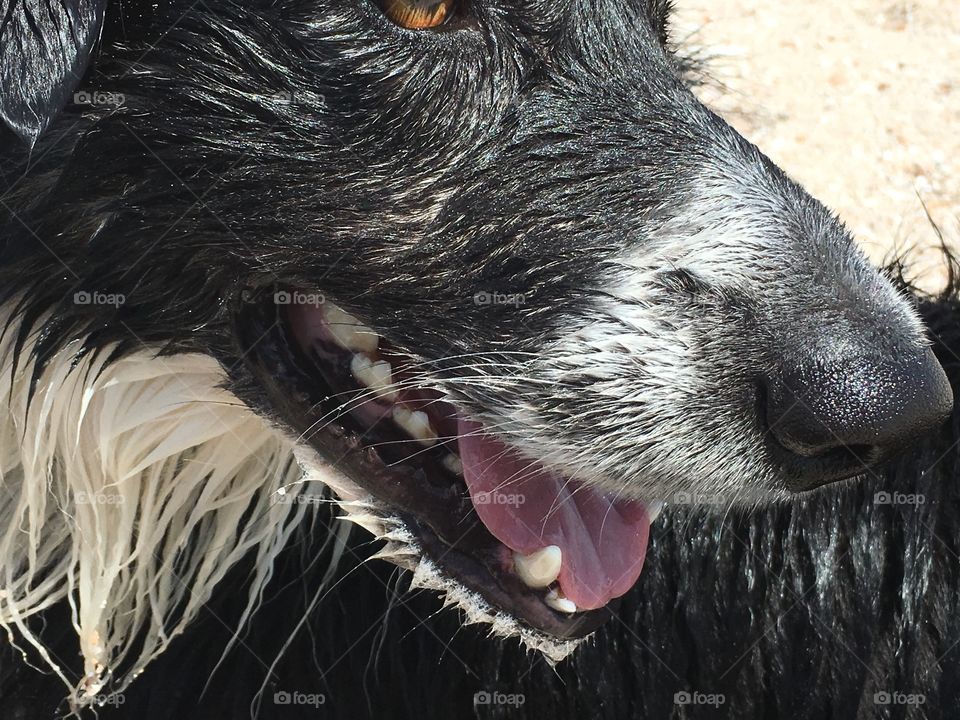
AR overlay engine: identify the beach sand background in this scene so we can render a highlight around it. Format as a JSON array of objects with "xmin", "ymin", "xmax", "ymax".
[{"xmin": 675, "ymin": 0, "xmax": 959, "ymax": 290}]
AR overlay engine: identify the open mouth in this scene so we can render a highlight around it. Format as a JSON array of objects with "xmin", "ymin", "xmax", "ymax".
[{"xmin": 235, "ymin": 288, "xmax": 659, "ymax": 643}]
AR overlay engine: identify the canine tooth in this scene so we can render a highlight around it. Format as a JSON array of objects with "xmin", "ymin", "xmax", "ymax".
[
  {"xmin": 514, "ymin": 546, "xmax": 562, "ymax": 588},
  {"xmin": 647, "ymin": 500, "xmax": 664, "ymax": 523},
  {"xmin": 350, "ymin": 354, "xmax": 398, "ymax": 400},
  {"xmin": 545, "ymin": 589, "xmax": 577, "ymax": 614},
  {"xmin": 442, "ymin": 453, "xmax": 463, "ymax": 476},
  {"xmin": 392, "ymin": 406, "xmax": 437, "ymax": 446},
  {"xmin": 322, "ymin": 303, "xmax": 378, "ymax": 352}
]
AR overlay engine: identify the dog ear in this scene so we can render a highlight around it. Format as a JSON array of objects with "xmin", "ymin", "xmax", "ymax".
[{"xmin": 0, "ymin": 0, "xmax": 107, "ymax": 146}]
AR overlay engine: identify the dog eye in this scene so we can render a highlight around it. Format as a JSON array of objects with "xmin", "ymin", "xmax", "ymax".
[{"xmin": 378, "ymin": 0, "xmax": 455, "ymax": 29}]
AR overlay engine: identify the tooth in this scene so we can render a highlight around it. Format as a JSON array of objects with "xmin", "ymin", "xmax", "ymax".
[
  {"xmin": 647, "ymin": 500, "xmax": 664, "ymax": 523},
  {"xmin": 350, "ymin": 354, "xmax": 398, "ymax": 400},
  {"xmin": 392, "ymin": 406, "xmax": 438, "ymax": 446},
  {"xmin": 514, "ymin": 545, "xmax": 562, "ymax": 588},
  {"xmin": 442, "ymin": 453, "xmax": 463, "ymax": 476},
  {"xmin": 545, "ymin": 588, "xmax": 577, "ymax": 614},
  {"xmin": 322, "ymin": 303, "xmax": 379, "ymax": 352}
]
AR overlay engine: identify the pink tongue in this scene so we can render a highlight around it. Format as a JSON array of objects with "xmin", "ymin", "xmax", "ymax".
[{"xmin": 458, "ymin": 420, "xmax": 650, "ymax": 610}]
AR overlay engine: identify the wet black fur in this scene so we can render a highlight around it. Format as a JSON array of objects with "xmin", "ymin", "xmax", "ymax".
[
  {"xmin": 2, "ymin": 0, "xmax": 696, "ymax": 379},
  {"xmin": 2, "ymin": 1, "xmax": 959, "ymax": 718}
]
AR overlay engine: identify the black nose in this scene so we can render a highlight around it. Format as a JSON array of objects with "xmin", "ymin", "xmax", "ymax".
[{"xmin": 765, "ymin": 347, "xmax": 953, "ymax": 490}]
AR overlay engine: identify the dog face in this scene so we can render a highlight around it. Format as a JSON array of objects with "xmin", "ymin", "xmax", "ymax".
[{"xmin": 0, "ymin": 0, "xmax": 951, "ymax": 649}]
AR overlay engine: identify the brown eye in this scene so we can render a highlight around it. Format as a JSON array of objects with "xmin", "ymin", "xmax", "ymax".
[{"xmin": 380, "ymin": 0, "xmax": 455, "ymax": 30}]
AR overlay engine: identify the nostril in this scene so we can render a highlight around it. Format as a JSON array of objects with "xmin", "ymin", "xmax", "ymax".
[
  {"xmin": 764, "ymin": 347, "xmax": 953, "ymax": 490},
  {"xmin": 766, "ymin": 400, "xmax": 880, "ymax": 461}
]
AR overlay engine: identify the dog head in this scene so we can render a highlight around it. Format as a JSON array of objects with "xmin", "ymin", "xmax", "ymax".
[{"xmin": 1, "ymin": 0, "xmax": 951, "ymax": 652}]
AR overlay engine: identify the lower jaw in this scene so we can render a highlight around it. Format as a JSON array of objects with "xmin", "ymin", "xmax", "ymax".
[{"xmin": 406, "ymin": 513, "xmax": 620, "ymax": 638}]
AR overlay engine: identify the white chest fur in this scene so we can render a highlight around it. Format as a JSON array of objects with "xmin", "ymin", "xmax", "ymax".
[{"xmin": 0, "ymin": 308, "xmax": 315, "ymax": 707}]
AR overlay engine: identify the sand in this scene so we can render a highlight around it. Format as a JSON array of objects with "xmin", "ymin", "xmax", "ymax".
[{"xmin": 674, "ymin": 0, "xmax": 960, "ymax": 289}]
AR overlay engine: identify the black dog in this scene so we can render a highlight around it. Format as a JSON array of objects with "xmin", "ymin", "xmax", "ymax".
[{"xmin": 0, "ymin": 1, "xmax": 956, "ymax": 717}]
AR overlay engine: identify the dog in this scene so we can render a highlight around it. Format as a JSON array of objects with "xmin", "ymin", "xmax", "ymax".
[{"xmin": 0, "ymin": 0, "xmax": 956, "ymax": 717}]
